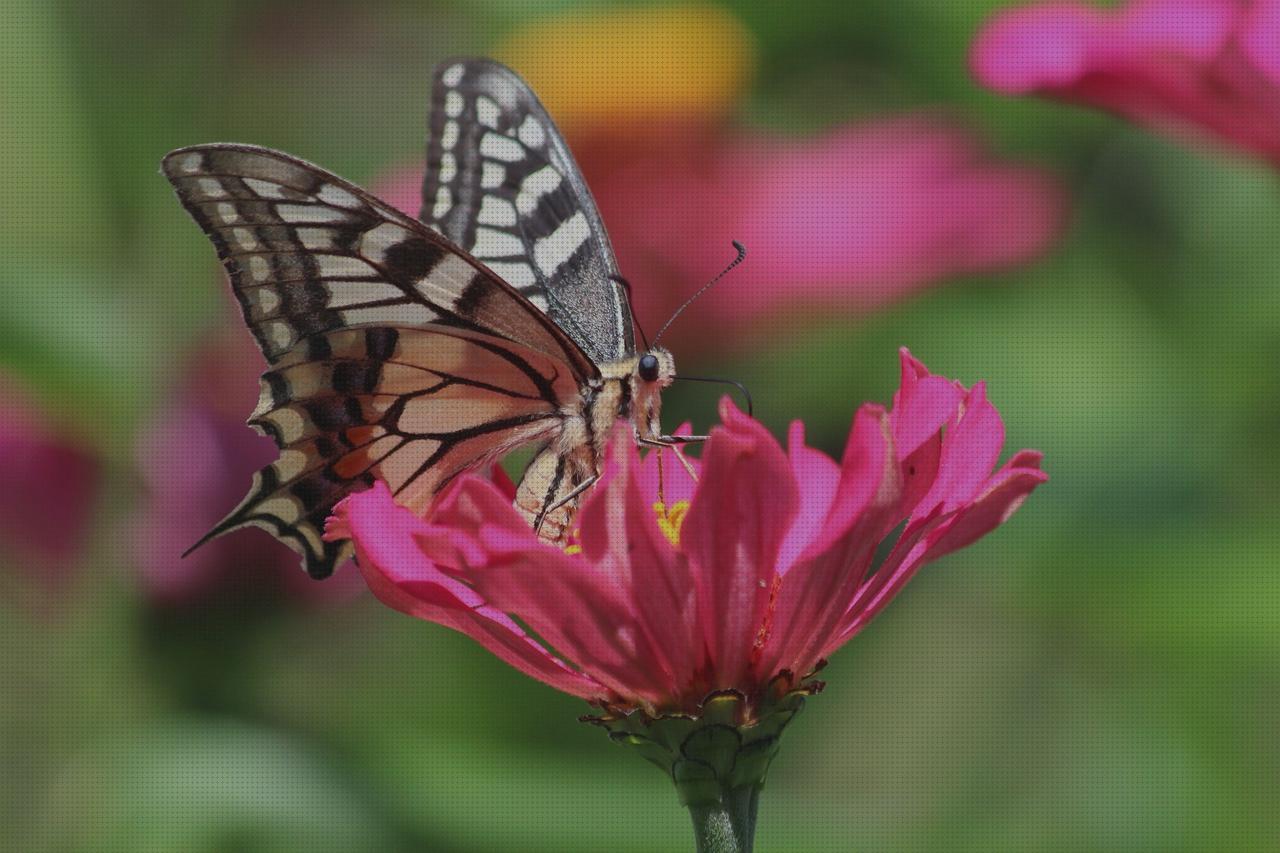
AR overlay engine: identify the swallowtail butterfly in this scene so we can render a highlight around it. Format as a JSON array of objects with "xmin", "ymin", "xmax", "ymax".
[{"xmin": 164, "ymin": 58, "xmax": 701, "ymax": 579}]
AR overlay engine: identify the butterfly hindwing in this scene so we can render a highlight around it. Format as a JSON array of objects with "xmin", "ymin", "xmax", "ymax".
[
  {"xmin": 204, "ymin": 325, "xmax": 574, "ymax": 578},
  {"xmin": 163, "ymin": 143, "xmax": 592, "ymax": 578},
  {"xmin": 422, "ymin": 58, "xmax": 634, "ymax": 364}
]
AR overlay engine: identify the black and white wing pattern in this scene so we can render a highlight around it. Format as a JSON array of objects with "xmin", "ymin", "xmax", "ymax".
[
  {"xmin": 163, "ymin": 144, "xmax": 592, "ymax": 578},
  {"xmin": 421, "ymin": 58, "xmax": 635, "ymax": 365}
]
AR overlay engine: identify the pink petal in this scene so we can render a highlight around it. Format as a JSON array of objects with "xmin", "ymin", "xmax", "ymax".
[
  {"xmin": 814, "ymin": 404, "xmax": 898, "ymax": 557},
  {"xmin": 613, "ymin": 486, "xmax": 702, "ymax": 698},
  {"xmin": 634, "ymin": 421, "xmax": 699, "ymax": 506},
  {"xmin": 333, "ymin": 481, "xmax": 603, "ymax": 699},
  {"xmin": 683, "ymin": 398, "xmax": 798, "ymax": 689},
  {"xmin": 915, "ymin": 382, "xmax": 1006, "ymax": 516},
  {"xmin": 474, "ymin": 541, "xmax": 678, "ymax": 705},
  {"xmin": 1121, "ymin": 1, "xmax": 1235, "ymax": 58},
  {"xmin": 972, "ymin": 3, "xmax": 1099, "ymax": 92},
  {"xmin": 973, "ymin": 0, "xmax": 1280, "ymax": 165},
  {"xmin": 760, "ymin": 404, "xmax": 896, "ymax": 676},
  {"xmin": 556, "ymin": 426, "xmax": 699, "ymax": 701},
  {"xmin": 775, "ymin": 421, "xmax": 841, "ymax": 575},
  {"xmin": 923, "ymin": 455, "xmax": 1048, "ymax": 561},
  {"xmin": 1243, "ymin": 2, "xmax": 1280, "ymax": 86},
  {"xmin": 834, "ymin": 454, "xmax": 1047, "ymax": 649},
  {"xmin": 0, "ymin": 386, "xmax": 99, "ymax": 575},
  {"xmin": 370, "ymin": 165, "xmax": 424, "ymax": 218},
  {"xmin": 831, "ymin": 456, "xmax": 1046, "ymax": 653},
  {"xmin": 574, "ymin": 120, "xmax": 1064, "ymax": 355},
  {"xmin": 890, "ymin": 370, "xmax": 965, "ymax": 463},
  {"xmin": 488, "ymin": 463, "xmax": 519, "ymax": 501},
  {"xmin": 825, "ymin": 503, "xmax": 950, "ymax": 655}
]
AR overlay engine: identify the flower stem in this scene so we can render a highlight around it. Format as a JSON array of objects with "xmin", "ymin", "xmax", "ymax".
[{"xmin": 687, "ymin": 784, "xmax": 759, "ymax": 853}]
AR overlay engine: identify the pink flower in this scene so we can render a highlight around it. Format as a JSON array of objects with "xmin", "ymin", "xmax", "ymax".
[
  {"xmin": 375, "ymin": 121, "xmax": 1063, "ymax": 355},
  {"xmin": 0, "ymin": 377, "xmax": 100, "ymax": 585},
  {"xmin": 327, "ymin": 349, "xmax": 1046, "ymax": 714},
  {"xmin": 973, "ymin": 0, "xmax": 1280, "ymax": 165},
  {"xmin": 131, "ymin": 327, "xmax": 364, "ymax": 606},
  {"xmin": 371, "ymin": 166, "xmax": 423, "ymax": 219},
  {"xmin": 593, "ymin": 121, "xmax": 1065, "ymax": 348}
]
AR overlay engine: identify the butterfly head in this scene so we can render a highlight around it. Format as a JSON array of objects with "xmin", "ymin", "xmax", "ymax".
[
  {"xmin": 635, "ymin": 348, "xmax": 675, "ymax": 388},
  {"xmin": 627, "ymin": 347, "xmax": 675, "ymax": 436}
]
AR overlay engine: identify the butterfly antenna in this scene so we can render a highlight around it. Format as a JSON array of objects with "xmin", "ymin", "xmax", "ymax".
[
  {"xmin": 652, "ymin": 241, "xmax": 746, "ymax": 347},
  {"xmin": 672, "ymin": 374, "xmax": 754, "ymax": 417},
  {"xmin": 609, "ymin": 274, "xmax": 650, "ymax": 351}
]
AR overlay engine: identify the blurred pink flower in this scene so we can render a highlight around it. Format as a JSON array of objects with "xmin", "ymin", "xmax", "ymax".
[
  {"xmin": 973, "ymin": 0, "xmax": 1280, "ymax": 164},
  {"xmin": 132, "ymin": 327, "xmax": 364, "ymax": 606},
  {"xmin": 0, "ymin": 378, "xmax": 100, "ymax": 584},
  {"xmin": 374, "ymin": 120, "xmax": 1064, "ymax": 354},
  {"xmin": 327, "ymin": 349, "xmax": 1046, "ymax": 714},
  {"xmin": 372, "ymin": 168, "xmax": 423, "ymax": 220},
  {"xmin": 592, "ymin": 120, "xmax": 1065, "ymax": 347}
]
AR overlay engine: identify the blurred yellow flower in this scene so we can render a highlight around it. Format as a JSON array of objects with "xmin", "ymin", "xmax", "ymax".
[{"xmin": 495, "ymin": 3, "xmax": 754, "ymax": 136}]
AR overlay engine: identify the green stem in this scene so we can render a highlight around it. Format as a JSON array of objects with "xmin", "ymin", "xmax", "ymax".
[{"xmin": 687, "ymin": 785, "xmax": 760, "ymax": 853}]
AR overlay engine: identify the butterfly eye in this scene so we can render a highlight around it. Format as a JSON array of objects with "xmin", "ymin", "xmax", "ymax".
[{"xmin": 639, "ymin": 354, "xmax": 660, "ymax": 382}]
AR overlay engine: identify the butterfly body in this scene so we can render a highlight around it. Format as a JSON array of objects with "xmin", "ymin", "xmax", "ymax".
[
  {"xmin": 164, "ymin": 59, "xmax": 689, "ymax": 578},
  {"xmin": 518, "ymin": 347, "xmax": 675, "ymax": 538}
]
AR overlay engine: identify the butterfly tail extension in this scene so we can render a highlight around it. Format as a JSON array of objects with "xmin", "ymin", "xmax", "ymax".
[{"xmin": 182, "ymin": 472, "xmax": 354, "ymax": 580}]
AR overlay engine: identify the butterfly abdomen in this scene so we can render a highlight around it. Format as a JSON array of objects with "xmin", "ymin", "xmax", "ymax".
[{"xmin": 512, "ymin": 372, "xmax": 630, "ymax": 541}]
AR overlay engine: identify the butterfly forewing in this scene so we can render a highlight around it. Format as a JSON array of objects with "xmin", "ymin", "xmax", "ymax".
[
  {"xmin": 422, "ymin": 59, "xmax": 635, "ymax": 364},
  {"xmin": 163, "ymin": 143, "xmax": 593, "ymax": 578},
  {"xmin": 163, "ymin": 144, "xmax": 595, "ymax": 372}
]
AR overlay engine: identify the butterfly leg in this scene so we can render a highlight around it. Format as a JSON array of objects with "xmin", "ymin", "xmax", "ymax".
[
  {"xmin": 637, "ymin": 435, "xmax": 702, "ymax": 483},
  {"xmin": 656, "ymin": 434, "xmax": 709, "ymax": 444}
]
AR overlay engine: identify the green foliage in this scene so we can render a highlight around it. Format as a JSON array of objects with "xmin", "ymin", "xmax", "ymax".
[{"xmin": 3, "ymin": 1, "xmax": 1279, "ymax": 850}]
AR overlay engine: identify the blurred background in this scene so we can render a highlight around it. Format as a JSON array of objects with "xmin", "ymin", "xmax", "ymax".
[{"xmin": 3, "ymin": 0, "xmax": 1279, "ymax": 850}]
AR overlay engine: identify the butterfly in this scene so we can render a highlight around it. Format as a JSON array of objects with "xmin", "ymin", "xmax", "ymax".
[{"xmin": 163, "ymin": 58, "xmax": 711, "ymax": 579}]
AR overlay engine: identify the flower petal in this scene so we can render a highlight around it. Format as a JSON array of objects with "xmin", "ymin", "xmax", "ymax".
[
  {"xmin": 683, "ymin": 398, "xmax": 798, "ymax": 688},
  {"xmin": 585, "ymin": 120, "xmax": 1063, "ymax": 356},
  {"xmin": 971, "ymin": 2, "xmax": 1102, "ymax": 94},
  {"xmin": 0, "ymin": 383, "xmax": 99, "ymax": 574},
  {"xmin": 916, "ymin": 382, "xmax": 1006, "ymax": 515},
  {"xmin": 331, "ymin": 481, "xmax": 603, "ymax": 699},
  {"xmin": 634, "ymin": 421, "xmax": 699, "ymax": 506},
  {"xmin": 761, "ymin": 404, "xmax": 897, "ymax": 677},
  {"xmin": 776, "ymin": 420, "xmax": 841, "ymax": 575},
  {"xmin": 570, "ymin": 425, "xmax": 701, "ymax": 702},
  {"xmin": 922, "ymin": 452, "xmax": 1048, "ymax": 561},
  {"xmin": 833, "ymin": 455, "xmax": 1047, "ymax": 653},
  {"xmin": 1242, "ymin": 0, "xmax": 1280, "ymax": 89},
  {"xmin": 823, "ymin": 502, "xmax": 949, "ymax": 656},
  {"xmin": 890, "ymin": 347, "xmax": 965, "ymax": 461},
  {"xmin": 973, "ymin": 0, "xmax": 1280, "ymax": 165},
  {"xmin": 813, "ymin": 403, "xmax": 899, "ymax": 557}
]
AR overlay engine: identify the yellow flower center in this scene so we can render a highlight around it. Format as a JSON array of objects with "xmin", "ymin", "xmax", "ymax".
[
  {"xmin": 559, "ymin": 501, "xmax": 689, "ymax": 555},
  {"xmin": 653, "ymin": 500, "xmax": 691, "ymax": 546}
]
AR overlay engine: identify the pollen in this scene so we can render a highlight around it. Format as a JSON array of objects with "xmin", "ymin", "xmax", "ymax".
[
  {"xmin": 653, "ymin": 500, "xmax": 690, "ymax": 546},
  {"xmin": 564, "ymin": 527, "xmax": 583, "ymax": 555}
]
